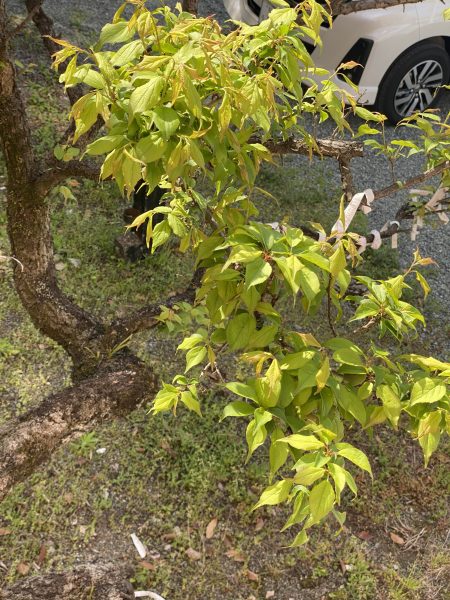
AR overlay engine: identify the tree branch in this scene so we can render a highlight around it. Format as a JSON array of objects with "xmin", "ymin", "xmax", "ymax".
[
  {"xmin": 373, "ymin": 160, "xmax": 450, "ymax": 202},
  {"xmin": 0, "ymin": 355, "xmax": 157, "ymax": 503},
  {"xmin": 330, "ymin": 0, "xmax": 424, "ymax": 16},
  {"xmin": 33, "ymin": 158, "xmax": 101, "ymax": 197},
  {"xmin": 338, "ymin": 158, "xmax": 354, "ymax": 200},
  {"xmin": 263, "ymin": 137, "xmax": 364, "ymax": 160},
  {"xmin": 0, "ymin": 1, "xmax": 36, "ymax": 186},
  {"xmin": 182, "ymin": 0, "xmax": 198, "ymax": 14}
]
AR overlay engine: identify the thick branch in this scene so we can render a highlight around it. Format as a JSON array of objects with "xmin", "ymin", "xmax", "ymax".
[
  {"xmin": 182, "ymin": 0, "xmax": 198, "ymax": 14},
  {"xmin": 6, "ymin": 186, "xmax": 105, "ymax": 370},
  {"xmin": 36, "ymin": 137, "xmax": 364, "ymax": 196},
  {"xmin": 34, "ymin": 158, "xmax": 100, "ymax": 197},
  {"xmin": 373, "ymin": 160, "xmax": 450, "ymax": 202},
  {"xmin": 330, "ymin": 0, "xmax": 424, "ymax": 16},
  {"xmin": 0, "ymin": 1, "xmax": 35, "ymax": 186},
  {"xmin": 339, "ymin": 158, "xmax": 354, "ymax": 200},
  {"xmin": 0, "ymin": 356, "xmax": 157, "ymax": 502},
  {"xmin": 264, "ymin": 137, "xmax": 364, "ymax": 161},
  {"xmin": 0, "ymin": 563, "xmax": 134, "ymax": 600}
]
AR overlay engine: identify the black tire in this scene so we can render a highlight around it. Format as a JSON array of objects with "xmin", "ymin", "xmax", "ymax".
[{"xmin": 376, "ymin": 42, "xmax": 450, "ymax": 124}]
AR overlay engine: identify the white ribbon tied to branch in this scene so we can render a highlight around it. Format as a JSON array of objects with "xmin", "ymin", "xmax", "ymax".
[{"xmin": 328, "ymin": 188, "xmax": 386, "ymax": 252}]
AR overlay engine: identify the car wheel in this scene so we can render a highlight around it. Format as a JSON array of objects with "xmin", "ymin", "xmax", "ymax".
[{"xmin": 376, "ymin": 42, "xmax": 450, "ymax": 124}]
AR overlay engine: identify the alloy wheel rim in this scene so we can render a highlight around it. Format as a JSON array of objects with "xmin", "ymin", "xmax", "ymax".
[{"xmin": 393, "ymin": 59, "xmax": 444, "ymax": 116}]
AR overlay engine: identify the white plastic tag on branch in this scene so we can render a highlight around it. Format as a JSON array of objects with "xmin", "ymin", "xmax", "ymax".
[
  {"xmin": 390, "ymin": 221, "xmax": 400, "ymax": 249},
  {"xmin": 357, "ymin": 236, "xmax": 367, "ymax": 254},
  {"xmin": 370, "ymin": 229, "xmax": 382, "ymax": 250},
  {"xmin": 357, "ymin": 228, "xmax": 382, "ymax": 254},
  {"xmin": 380, "ymin": 221, "xmax": 400, "ymax": 249},
  {"xmin": 131, "ymin": 533, "xmax": 147, "ymax": 559}
]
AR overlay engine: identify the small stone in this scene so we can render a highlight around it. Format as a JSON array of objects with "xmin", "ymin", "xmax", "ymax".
[{"xmin": 68, "ymin": 258, "xmax": 81, "ymax": 268}]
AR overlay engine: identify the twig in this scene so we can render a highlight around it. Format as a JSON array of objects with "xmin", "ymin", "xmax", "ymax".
[
  {"xmin": 327, "ymin": 278, "xmax": 337, "ymax": 336},
  {"xmin": 373, "ymin": 161, "xmax": 450, "ymax": 202}
]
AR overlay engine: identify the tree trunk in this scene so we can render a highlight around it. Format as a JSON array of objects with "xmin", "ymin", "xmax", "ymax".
[
  {"xmin": 182, "ymin": 0, "xmax": 198, "ymax": 15},
  {"xmin": 0, "ymin": 563, "xmax": 134, "ymax": 600}
]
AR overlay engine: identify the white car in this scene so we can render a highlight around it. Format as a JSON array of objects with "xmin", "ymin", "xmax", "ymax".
[{"xmin": 223, "ymin": 0, "xmax": 450, "ymax": 123}]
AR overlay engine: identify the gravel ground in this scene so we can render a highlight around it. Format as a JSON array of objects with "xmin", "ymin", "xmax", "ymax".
[{"xmin": 6, "ymin": 0, "xmax": 450, "ymax": 350}]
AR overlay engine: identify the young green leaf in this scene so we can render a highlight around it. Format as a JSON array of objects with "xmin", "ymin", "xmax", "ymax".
[
  {"xmin": 222, "ymin": 401, "xmax": 255, "ymax": 419},
  {"xmin": 277, "ymin": 434, "xmax": 324, "ymax": 451},
  {"xmin": 129, "ymin": 76, "xmax": 164, "ymax": 117},
  {"xmin": 309, "ymin": 479, "xmax": 335, "ymax": 524},
  {"xmin": 253, "ymin": 479, "xmax": 293, "ymax": 510},
  {"xmin": 335, "ymin": 443, "xmax": 372, "ymax": 477}
]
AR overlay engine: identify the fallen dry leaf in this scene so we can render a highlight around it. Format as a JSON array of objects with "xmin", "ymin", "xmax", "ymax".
[
  {"xmin": 390, "ymin": 532, "xmax": 405, "ymax": 545},
  {"xmin": 159, "ymin": 440, "xmax": 176, "ymax": 457},
  {"xmin": 205, "ymin": 518, "xmax": 218, "ymax": 539},
  {"xmin": 36, "ymin": 544, "xmax": 47, "ymax": 566},
  {"xmin": 186, "ymin": 547, "xmax": 202, "ymax": 561},
  {"xmin": 356, "ymin": 530, "xmax": 372, "ymax": 541},
  {"xmin": 254, "ymin": 518, "xmax": 264, "ymax": 532},
  {"xmin": 0, "ymin": 529, "xmax": 11, "ymax": 536},
  {"xmin": 246, "ymin": 569, "xmax": 259, "ymax": 582},
  {"xmin": 17, "ymin": 562, "xmax": 30, "ymax": 576},
  {"xmin": 266, "ymin": 592, "xmax": 275, "ymax": 599},
  {"xmin": 225, "ymin": 548, "xmax": 245, "ymax": 562},
  {"xmin": 139, "ymin": 561, "xmax": 156, "ymax": 571}
]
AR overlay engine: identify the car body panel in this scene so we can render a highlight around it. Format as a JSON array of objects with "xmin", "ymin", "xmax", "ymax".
[{"xmin": 223, "ymin": 0, "xmax": 449, "ymax": 105}]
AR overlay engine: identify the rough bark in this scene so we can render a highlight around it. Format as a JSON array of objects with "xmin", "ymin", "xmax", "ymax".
[
  {"xmin": 182, "ymin": 0, "xmax": 198, "ymax": 14},
  {"xmin": 0, "ymin": 356, "xmax": 157, "ymax": 502},
  {"xmin": 1, "ymin": 0, "xmax": 105, "ymax": 370},
  {"xmin": 0, "ymin": 563, "xmax": 134, "ymax": 600},
  {"xmin": 331, "ymin": 0, "xmax": 424, "ymax": 16},
  {"xmin": 6, "ymin": 187, "xmax": 106, "ymax": 370},
  {"xmin": 263, "ymin": 137, "xmax": 364, "ymax": 160}
]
